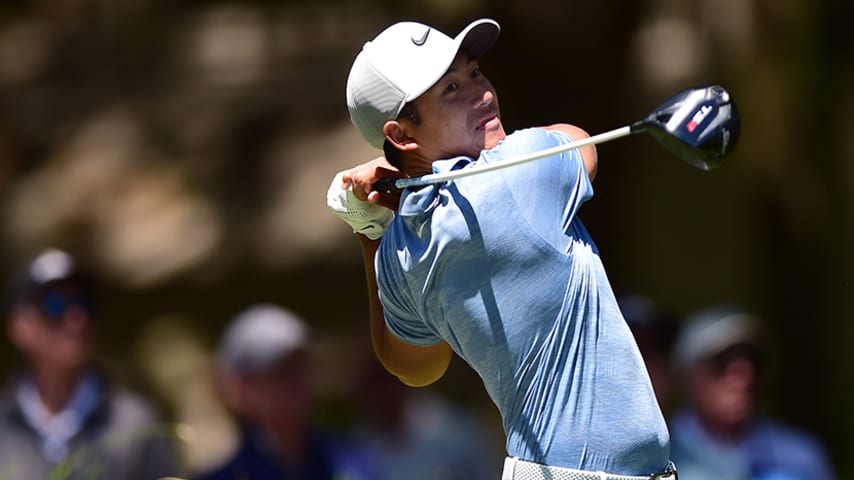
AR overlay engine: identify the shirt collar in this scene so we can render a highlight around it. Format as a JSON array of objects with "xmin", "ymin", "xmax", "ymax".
[
  {"xmin": 398, "ymin": 156, "xmax": 473, "ymax": 218},
  {"xmin": 16, "ymin": 372, "xmax": 101, "ymax": 463},
  {"xmin": 431, "ymin": 155, "xmax": 473, "ymax": 174}
]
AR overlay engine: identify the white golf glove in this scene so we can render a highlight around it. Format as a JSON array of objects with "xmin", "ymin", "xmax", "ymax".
[{"xmin": 326, "ymin": 170, "xmax": 394, "ymax": 240}]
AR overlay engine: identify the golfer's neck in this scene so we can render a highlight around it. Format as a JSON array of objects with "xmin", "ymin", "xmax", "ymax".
[{"xmin": 402, "ymin": 152, "xmax": 434, "ymax": 177}]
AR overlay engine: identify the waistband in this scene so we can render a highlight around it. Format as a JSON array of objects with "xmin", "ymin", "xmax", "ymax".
[{"xmin": 501, "ymin": 457, "xmax": 677, "ymax": 480}]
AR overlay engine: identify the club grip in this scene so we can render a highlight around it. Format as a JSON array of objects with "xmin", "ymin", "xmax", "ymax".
[{"xmin": 373, "ymin": 177, "xmax": 401, "ymax": 193}]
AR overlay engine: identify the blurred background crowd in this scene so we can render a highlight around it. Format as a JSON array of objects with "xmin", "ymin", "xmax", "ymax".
[{"xmin": 0, "ymin": 0, "xmax": 851, "ymax": 478}]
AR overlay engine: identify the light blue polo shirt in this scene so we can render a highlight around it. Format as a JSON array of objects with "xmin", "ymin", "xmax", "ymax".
[{"xmin": 375, "ymin": 128, "xmax": 670, "ymax": 475}]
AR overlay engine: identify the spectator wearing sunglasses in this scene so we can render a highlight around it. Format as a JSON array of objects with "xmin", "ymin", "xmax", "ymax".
[
  {"xmin": 0, "ymin": 247, "xmax": 183, "ymax": 480},
  {"xmin": 669, "ymin": 305, "xmax": 836, "ymax": 480}
]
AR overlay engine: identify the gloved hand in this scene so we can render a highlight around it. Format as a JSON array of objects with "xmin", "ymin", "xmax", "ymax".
[{"xmin": 327, "ymin": 170, "xmax": 394, "ymax": 240}]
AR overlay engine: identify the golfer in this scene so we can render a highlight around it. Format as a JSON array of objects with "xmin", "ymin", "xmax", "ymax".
[{"xmin": 328, "ymin": 18, "xmax": 674, "ymax": 479}]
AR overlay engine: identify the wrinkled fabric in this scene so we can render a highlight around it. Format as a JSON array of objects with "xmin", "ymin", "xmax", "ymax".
[{"xmin": 376, "ymin": 128, "xmax": 669, "ymax": 474}]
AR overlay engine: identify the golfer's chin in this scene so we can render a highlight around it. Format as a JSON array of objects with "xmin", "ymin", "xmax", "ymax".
[{"xmin": 481, "ymin": 122, "xmax": 506, "ymax": 151}]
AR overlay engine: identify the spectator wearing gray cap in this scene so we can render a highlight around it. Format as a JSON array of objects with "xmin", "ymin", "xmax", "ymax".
[
  {"xmin": 0, "ymin": 247, "xmax": 182, "ymax": 480},
  {"xmin": 669, "ymin": 305, "xmax": 836, "ymax": 480},
  {"xmin": 193, "ymin": 304, "xmax": 382, "ymax": 480}
]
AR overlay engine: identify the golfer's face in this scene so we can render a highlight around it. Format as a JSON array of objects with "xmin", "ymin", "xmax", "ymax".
[{"xmin": 412, "ymin": 52, "xmax": 505, "ymax": 159}]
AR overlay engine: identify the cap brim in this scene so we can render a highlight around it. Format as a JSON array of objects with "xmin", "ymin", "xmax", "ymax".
[{"xmin": 456, "ymin": 18, "xmax": 500, "ymax": 60}]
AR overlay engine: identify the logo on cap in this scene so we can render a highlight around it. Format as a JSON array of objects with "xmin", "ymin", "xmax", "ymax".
[{"xmin": 412, "ymin": 28, "xmax": 430, "ymax": 46}]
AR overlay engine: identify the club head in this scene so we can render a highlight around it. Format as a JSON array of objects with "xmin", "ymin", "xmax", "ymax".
[{"xmin": 633, "ymin": 85, "xmax": 740, "ymax": 171}]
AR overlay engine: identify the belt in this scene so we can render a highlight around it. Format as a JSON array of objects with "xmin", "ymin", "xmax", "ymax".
[{"xmin": 502, "ymin": 457, "xmax": 678, "ymax": 480}]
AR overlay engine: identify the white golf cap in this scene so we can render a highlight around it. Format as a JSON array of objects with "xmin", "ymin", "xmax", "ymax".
[
  {"xmin": 346, "ymin": 18, "xmax": 500, "ymax": 149},
  {"xmin": 217, "ymin": 304, "xmax": 309, "ymax": 374},
  {"xmin": 673, "ymin": 305, "xmax": 764, "ymax": 370}
]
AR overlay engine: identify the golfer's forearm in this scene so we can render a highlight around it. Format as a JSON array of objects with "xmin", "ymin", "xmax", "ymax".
[
  {"xmin": 357, "ymin": 234, "xmax": 387, "ymax": 355},
  {"xmin": 357, "ymin": 234, "xmax": 452, "ymax": 387}
]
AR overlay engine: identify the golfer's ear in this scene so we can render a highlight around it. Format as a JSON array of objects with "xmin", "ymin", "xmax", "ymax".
[{"xmin": 383, "ymin": 121, "xmax": 418, "ymax": 151}]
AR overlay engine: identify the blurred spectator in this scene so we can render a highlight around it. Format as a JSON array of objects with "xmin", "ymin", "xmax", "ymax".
[
  {"xmin": 353, "ymin": 350, "xmax": 503, "ymax": 480},
  {"xmin": 0, "ymin": 247, "xmax": 183, "ymax": 480},
  {"xmin": 669, "ymin": 305, "xmax": 836, "ymax": 480},
  {"xmin": 618, "ymin": 294, "xmax": 679, "ymax": 414},
  {"xmin": 194, "ymin": 304, "xmax": 382, "ymax": 480}
]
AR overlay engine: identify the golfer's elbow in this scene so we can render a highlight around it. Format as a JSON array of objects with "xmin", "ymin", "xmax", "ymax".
[
  {"xmin": 393, "ymin": 358, "xmax": 451, "ymax": 387},
  {"xmin": 376, "ymin": 335, "xmax": 453, "ymax": 387},
  {"xmin": 395, "ymin": 370, "xmax": 442, "ymax": 388}
]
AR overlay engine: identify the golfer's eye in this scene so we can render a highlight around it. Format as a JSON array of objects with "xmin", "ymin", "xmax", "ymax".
[
  {"xmin": 445, "ymin": 82, "xmax": 459, "ymax": 93},
  {"xmin": 471, "ymin": 68, "xmax": 481, "ymax": 78}
]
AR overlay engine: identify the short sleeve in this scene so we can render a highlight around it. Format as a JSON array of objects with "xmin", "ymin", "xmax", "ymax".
[
  {"xmin": 375, "ymin": 238, "xmax": 444, "ymax": 346},
  {"xmin": 486, "ymin": 128, "xmax": 594, "ymax": 250}
]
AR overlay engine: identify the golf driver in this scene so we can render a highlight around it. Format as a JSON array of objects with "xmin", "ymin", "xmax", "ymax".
[{"xmin": 374, "ymin": 85, "xmax": 740, "ymax": 192}]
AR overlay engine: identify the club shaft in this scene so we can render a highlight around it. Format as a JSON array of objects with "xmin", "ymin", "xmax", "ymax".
[{"xmin": 382, "ymin": 125, "xmax": 635, "ymax": 190}]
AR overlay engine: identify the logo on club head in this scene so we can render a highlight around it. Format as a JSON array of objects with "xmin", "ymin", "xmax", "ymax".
[
  {"xmin": 412, "ymin": 28, "xmax": 430, "ymax": 46},
  {"xmin": 686, "ymin": 104, "xmax": 713, "ymax": 133}
]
